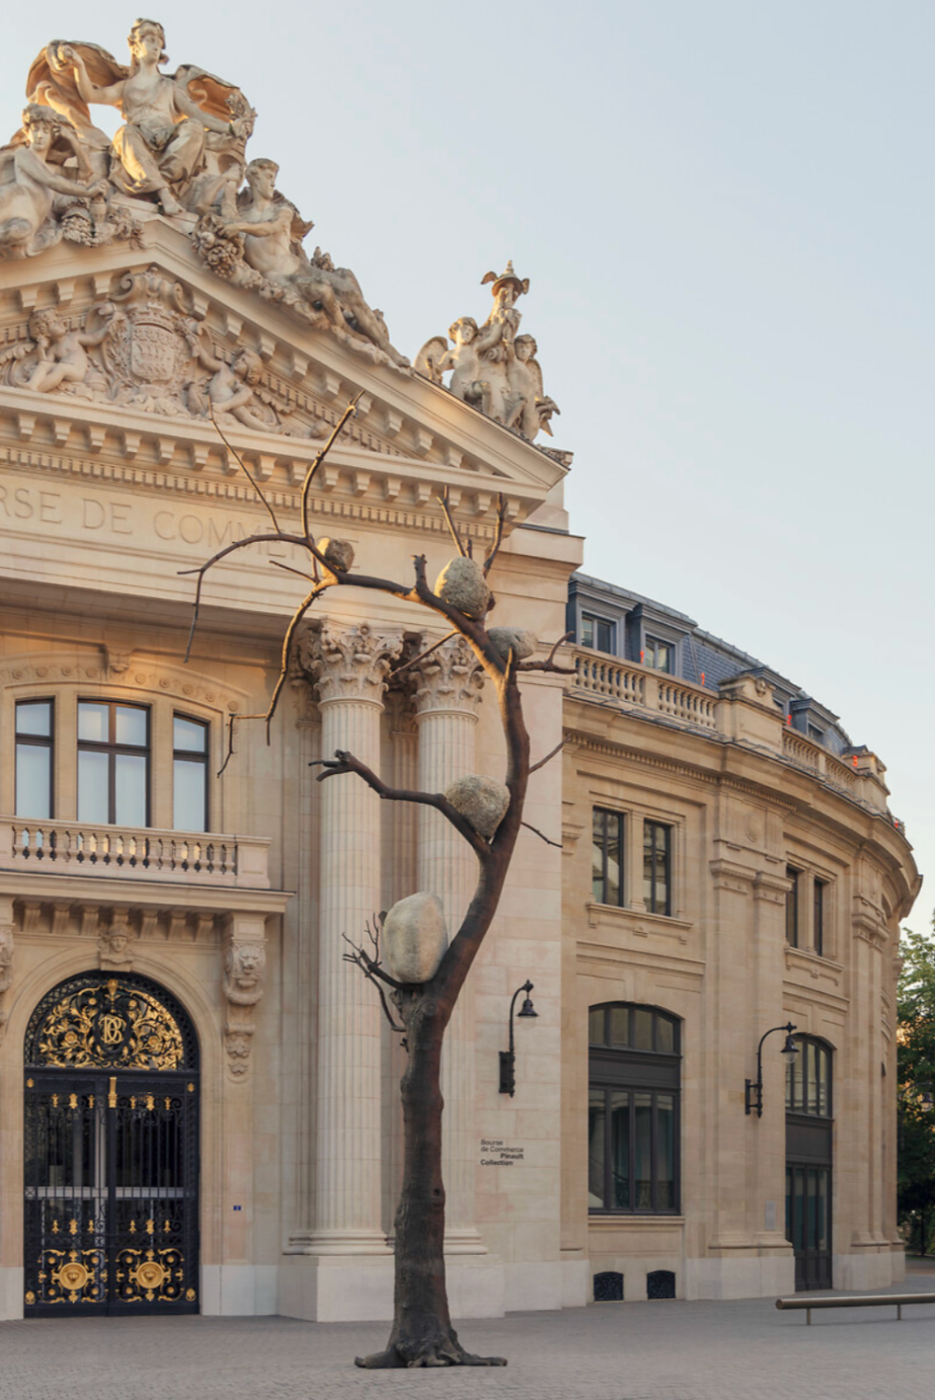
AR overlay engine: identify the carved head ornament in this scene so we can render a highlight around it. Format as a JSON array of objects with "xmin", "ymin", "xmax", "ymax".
[
  {"xmin": 481, "ymin": 260, "xmax": 530, "ymax": 302},
  {"xmin": 128, "ymin": 18, "xmax": 169, "ymax": 66}
]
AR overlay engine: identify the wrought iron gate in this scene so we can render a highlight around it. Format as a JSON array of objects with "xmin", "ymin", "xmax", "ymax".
[{"xmin": 24, "ymin": 973, "xmax": 199, "ymax": 1316}]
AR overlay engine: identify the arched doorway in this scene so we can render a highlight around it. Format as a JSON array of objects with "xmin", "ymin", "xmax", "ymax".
[{"xmin": 23, "ymin": 972, "xmax": 200, "ymax": 1316}]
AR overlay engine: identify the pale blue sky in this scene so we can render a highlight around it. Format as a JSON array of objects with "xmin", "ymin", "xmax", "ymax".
[{"xmin": 3, "ymin": 2, "xmax": 932, "ymax": 915}]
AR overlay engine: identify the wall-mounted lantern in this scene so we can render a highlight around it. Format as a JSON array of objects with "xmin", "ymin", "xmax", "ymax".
[
  {"xmin": 745, "ymin": 1022, "xmax": 798, "ymax": 1117},
  {"xmin": 499, "ymin": 981, "xmax": 537, "ymax": 1097}
]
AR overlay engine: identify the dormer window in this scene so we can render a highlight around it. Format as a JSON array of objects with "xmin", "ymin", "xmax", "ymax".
[
  {"xmin": 581, "ymin": 614, "xmax": 614, "ymax": 653},
  {"xmin": 643, "ymin": 637, "xmax": 674, "ymax": 674}
]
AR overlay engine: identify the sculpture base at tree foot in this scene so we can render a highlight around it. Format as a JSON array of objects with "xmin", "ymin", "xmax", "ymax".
[{"xmin": 355, "ymin": 1328, "xmax": 507, "ymax": 1369}]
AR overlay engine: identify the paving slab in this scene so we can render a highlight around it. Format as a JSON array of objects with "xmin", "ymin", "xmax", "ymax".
[{"xmin": 2, "ymin": 1272, "xmax": 934, "ymax": 1400}]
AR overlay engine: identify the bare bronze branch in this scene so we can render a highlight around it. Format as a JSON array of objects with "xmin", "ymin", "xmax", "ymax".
[
  {"xmin": 311, "ymin": 749, "xmax": 490, "ymax": 861},
  {"xmin": 302, "ymin": 395, "xmax": 361, "ymax": 543},
  {"xmin": 516, "ymin": 629, "xmax": 576, "ymax": 674},
  {"xmin": 482, "ymin": 491, "xmax": 508, "ymax": 577},
  {"xmin": 391, "ymin": 629, "xmax": 459, "ymax": 678},
  {"xmin": 210, "ymin": 406, "xmax": 283, "ymax": 535},
  {"xmin": 438, "ymin": 485, "xmax": 468, "ymax": 558},
  {"xmin": 529, "ymin": 739, "xmax": 565, "ymax": 774},
  {"xmin": 521, "ymin": 820, "xmax": 562, "ymax": 849}
]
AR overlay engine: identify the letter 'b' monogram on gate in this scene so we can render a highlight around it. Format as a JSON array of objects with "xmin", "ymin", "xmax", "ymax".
[{"xmin": 101, "ymin": 1015, "xmax": 125, "ymax": 1044}]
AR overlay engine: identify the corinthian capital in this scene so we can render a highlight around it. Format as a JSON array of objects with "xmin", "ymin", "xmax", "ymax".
[
  {"xmin": 413, "ymin": 635, "xmax": 484, "ymax": 717},
  {"xmin": 311, "ymin": 622, "xmax": 403, "ymax": 705}
]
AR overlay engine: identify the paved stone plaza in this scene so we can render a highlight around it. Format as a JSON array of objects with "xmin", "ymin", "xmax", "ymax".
[{"xmin": 2, "ymin": 1267, "xmax": 934, "ymax": 1400}]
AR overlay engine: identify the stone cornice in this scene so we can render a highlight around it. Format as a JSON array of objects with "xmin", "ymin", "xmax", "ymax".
[
  {"xmin": 575, "ymin": 939, "xmax": 705, "ymax": 981},
  {"xmin": 565, "ymin": 725, "xmax": 917, "ymax": 885},
  {"xmin": 0, "ymin": 428, "xmax": 515, "ymax": 545},
  {"xmin": 753, "ymin": 870, "xmax": 791, "ymax": 904},
  {"xmin": 709, "ymin": 858, "xmax": 756, "ymax": 894},
  {"xmin": 584, "ymin": 901, "xmax": 692, "ymax": 944}
]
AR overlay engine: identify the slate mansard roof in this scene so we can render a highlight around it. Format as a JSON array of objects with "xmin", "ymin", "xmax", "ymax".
[{"xmin": 568, "ymin": 571, "xmax": 854, "ymax": 758}]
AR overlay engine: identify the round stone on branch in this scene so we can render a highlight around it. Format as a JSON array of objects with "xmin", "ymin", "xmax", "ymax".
[
  {"xmin": 318, "ymin": 537, "xmax": 355, "ymax": 572},
  {"xmin": 445, "ymin": 774, "xmax": 510, "ymax": 840},
  {"xmin": 487, "ymin": 626, "xmax": 537, "ymax": 661},
  {"xmin": 433, "ymin": 557, "xmax": 490, "ymax": 619},
  {"xmin": 383, "ymin": 892, "xmax": 449, "ymax": 984}
]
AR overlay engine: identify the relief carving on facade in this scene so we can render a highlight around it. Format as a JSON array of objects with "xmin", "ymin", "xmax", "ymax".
[
  {"xmin": 0, "ymin": 923, "xmax": 14, "ymax": 1045},
  {"xmin": 0, "ymin": 264, "xmax": 325, "ymax": 436},
  {"xmin": 98, "ymin": 907, "xmax": 135, "ymax": 970},
  {"xmin": 415, "ymin": 262, "xmax": 560, "ymax": 443},
  {"xmin": 223, "ymin": 936, "xmax": 267, "ymax": 1077},
  {"xmin": 224, "ymin": 941, "xmax": 266, "ymax": 1006}
]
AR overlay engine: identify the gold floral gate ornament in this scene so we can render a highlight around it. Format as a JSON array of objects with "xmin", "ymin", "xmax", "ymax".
[
  {"xmin": 24, "ymin": 972, "xmax": 199, "ymax": 1315},
  {"xmin": 34, "ymin": 976, "xmax": 185, "ymax": 1071}
]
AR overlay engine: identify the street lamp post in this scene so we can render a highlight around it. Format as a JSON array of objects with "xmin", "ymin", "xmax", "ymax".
[{"xmin": 745, "ymin": 1022, "xmax": 798, "ymax": 1117}]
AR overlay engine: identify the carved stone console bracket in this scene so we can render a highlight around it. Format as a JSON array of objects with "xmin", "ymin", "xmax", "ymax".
[{"xmin": 222, "ymin": 915, "xmax": 268, "ymax": 1077}]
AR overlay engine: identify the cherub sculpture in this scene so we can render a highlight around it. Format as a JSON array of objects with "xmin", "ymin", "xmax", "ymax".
[
  {"xmin": 24, "ymin": 306, "xmax": 120, "ymax": 395},
  {"xmin": 26, "ymin": 19, "xmax": 249, "ymax": 216},
  {"xmin": 415, "ymin": 262, "xmax": 560, "ymax": 441},
  {"xmin": 188, "ymin": 340, "xmax": 327, "ymax": 438},
  {"xmin": 505, "ymin": 334, "xmax": 560, "ymax": 439},
  {"xmin": 188, "ymin": 343, "xmax": 278, "ymax": 431},
  {"xmin": 0, "ymin": 104, "xmax": 107, "ymax": 258},
  {"xmin": 415, "ymin": 317, "xmax": 491, "ymax": 414}
]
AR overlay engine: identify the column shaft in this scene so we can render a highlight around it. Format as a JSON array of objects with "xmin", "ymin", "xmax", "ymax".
[{"xmin": 413, "ymin": 637, "xmax": 484, "ymax": 1253}]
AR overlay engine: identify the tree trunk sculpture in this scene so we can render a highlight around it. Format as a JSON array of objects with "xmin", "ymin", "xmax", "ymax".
[{"xmin": 185, "ymin": 402, "xmax": 571, "ymax": 1366}]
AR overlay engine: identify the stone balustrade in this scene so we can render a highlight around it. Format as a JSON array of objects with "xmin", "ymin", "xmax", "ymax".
[
  {"xmin": 571, "ymin": 648, "xmax": 900, "ymax": 827},
  {"xmin": 0, "ymin": 818, "xmax": 270, "ymax": 888}
]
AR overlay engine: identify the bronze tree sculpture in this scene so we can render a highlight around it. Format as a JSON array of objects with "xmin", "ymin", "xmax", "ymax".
[{"xmin": 185, "ymin": 401, "xmax": 570, "ymax": 1366}]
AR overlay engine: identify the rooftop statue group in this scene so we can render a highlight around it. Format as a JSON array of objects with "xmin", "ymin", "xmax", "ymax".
[
  {"xmin": 415, "ymin": 263, "xmax": 560, "ymax": 443},
  {"xmin": 0, "ymin": 19, "xmax": 563, "ymax": 446},
  {"xmin": 0, "ymin": 18, "xmax": 406, "ymax": 371}
]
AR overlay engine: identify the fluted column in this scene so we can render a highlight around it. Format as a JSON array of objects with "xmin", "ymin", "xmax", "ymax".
[
  {"xmin": 413, "ymin": 636, "xmax": 485, "ymax": 1253},
  {"xmin": 309, "ymin": 621, "xmax": 401, "ymax": 1251}
]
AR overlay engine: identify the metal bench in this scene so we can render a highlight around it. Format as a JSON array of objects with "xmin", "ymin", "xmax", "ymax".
[{"xmin": 776, "ymin": 1293, "xmax": 935, "ymax": 1325}]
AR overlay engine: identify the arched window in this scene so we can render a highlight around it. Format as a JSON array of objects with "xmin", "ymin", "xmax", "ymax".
[
  {"xmin": 588, "ymin": 1003, "xmax": 681, "ymax": 1214},
  {"xmin": 785, "ymin": 1036, "xmax": 832, "ymax": 1117}
]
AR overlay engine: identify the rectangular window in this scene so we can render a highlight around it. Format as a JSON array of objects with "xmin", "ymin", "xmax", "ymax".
[
  {"xmin": 785, "ymin": 867, "xmax": 799, "ymax": 946},
  {"xmin": 643, "ymin": 821, "xmax": 671, "ymax": 915},
  {"xmin": 77, "ymin": 701, "xmax": 150, "ymax": 827},
  {"xmin": 15, "ymin": 700, "xmax": 54, "ymax": 819},
  {"xmin": 581, "ymin": 613, "xmax": 614, "ymax": 653},
  {"xmin": 589, "ymin": 1086, "xmax": 680, "ymax": 1213},
  {"xmin": 644, "ymin": 637, "xmax": 674, "ymax": 673},
  {"xmin": 173, "ymin": 715, "xmax": 209, "ymax": 831},
  {"xmin": 588, "ymin": 1090, "xmax": 606, "ymax": 1209},
  {"xmin": 813, "ymin": 878, "xmax": 826, "ymax": 957},
  {"xmin": 592, "ymin": 808, "xmax": 624, "ymax": 906}
]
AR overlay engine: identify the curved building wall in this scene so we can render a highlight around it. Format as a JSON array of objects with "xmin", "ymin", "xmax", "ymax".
[{"xmin": 560, "ymin": 651, "xmax": 919, "ymax": 1303}]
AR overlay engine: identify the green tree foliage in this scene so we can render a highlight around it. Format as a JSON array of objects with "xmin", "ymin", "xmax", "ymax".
[{"xmin": 897, "ymin": 921, "xmax": 935, "ymax": 1254}]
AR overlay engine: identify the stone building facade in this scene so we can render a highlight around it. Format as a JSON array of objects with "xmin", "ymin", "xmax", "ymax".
[
  {"xmin": 0, "ymin": 20, "xmax": 919, "ymax": 1325},
  {"xmin": 561, "ymin": 576, "xmax": 920, "ymax": 1302}
]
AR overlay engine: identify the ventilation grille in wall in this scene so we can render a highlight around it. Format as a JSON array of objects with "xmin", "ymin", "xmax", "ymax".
[
  {"xmin": 593, "ymin": 1270, "xmax": 624, "ymax": 1302},
  {"xmin": 647, "ymin": 1269, "xmax": 676, "ymax": 1300}
]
